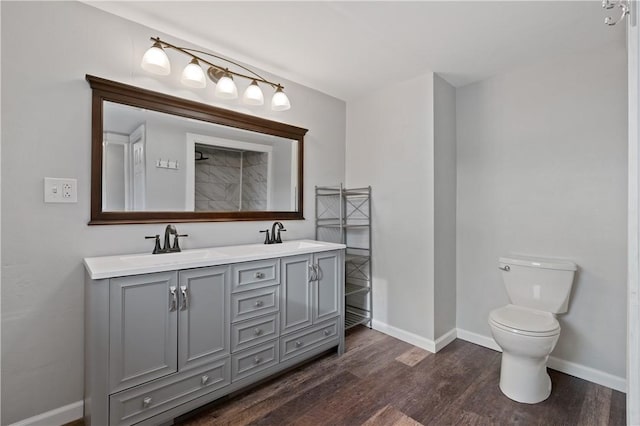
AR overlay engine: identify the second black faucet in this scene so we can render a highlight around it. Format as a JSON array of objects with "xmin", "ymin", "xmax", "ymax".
[{"xmin": 260, "ymin": 222, "xmax": 286, "ymax": 244}]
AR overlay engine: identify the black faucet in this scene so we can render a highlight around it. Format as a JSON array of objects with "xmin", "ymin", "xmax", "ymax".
[
  {"xmin": 260, "ymin": 222, "xmax": 286, "ymax": 244},
  {"xmin": 271, "ymin": 222, "xmax": 285, "ymax": 243},
  {"xmin": 146, "ymin": 225, "xmax": 188, "ymax": 254},
  {"xmin": 163, "ymin": 224, "xmax": 178, "ymax": 251}
]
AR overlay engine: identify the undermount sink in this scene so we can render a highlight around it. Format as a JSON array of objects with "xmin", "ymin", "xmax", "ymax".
[{"xmin": 119, "ymin": 249, "xmax": 224, "ymax": 267}]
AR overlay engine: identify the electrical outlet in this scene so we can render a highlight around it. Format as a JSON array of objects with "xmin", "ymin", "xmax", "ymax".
[
  {"xmin": 44, "ymin": 177, "xmax": 77, "ymax": 203},
  {"xmin": 63, "ymin": 183, "xmax": 73, "ymax": 198}
]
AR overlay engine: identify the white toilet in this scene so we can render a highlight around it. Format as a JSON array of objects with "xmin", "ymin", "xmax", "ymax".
[{"xmin": 488, "ymin": 255, "xmax": 577, "ymax": 404}]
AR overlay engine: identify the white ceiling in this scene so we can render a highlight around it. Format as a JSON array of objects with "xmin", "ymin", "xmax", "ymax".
[{"xmin": 86, "ymin": 1, "xmax": 625, "ymax": 101}]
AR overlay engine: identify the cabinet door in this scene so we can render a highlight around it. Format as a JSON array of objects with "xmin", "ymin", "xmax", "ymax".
[
  {"xmin": 314, "ymin": 250, "xmax": 341, "ymax": 323},
  {"xmin": 281, "ymin": 254, "xmax": 313, "ymax": 334},
  {"xmin": 178, "ymin": 266, "xmax": 230, "ymax": 371},
  {"xmin": 110, "ymin": 272, "xmax": 178, "ymax": 392}
]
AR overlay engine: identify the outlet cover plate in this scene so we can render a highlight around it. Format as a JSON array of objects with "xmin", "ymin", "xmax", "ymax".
[{"xmin": 44, "ymin": 177, "xmax": 77, "ymax": 203}]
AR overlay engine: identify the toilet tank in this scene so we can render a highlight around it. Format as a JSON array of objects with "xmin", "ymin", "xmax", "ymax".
[{"xmin": 499, "ymin": 255, "xmax": 577, "ymax": 314}]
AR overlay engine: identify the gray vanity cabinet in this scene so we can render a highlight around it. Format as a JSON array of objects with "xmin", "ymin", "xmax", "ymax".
[
  {"xmin": 85, "ymin": 243, "xmax": 344, "ymax": 426},
  {"xmin": 281, "ymin": 254, "xmax": 314, "ymax": 333},
  {"xmin": 109, "ymin": 272, "xmax": 178, "ymax": 392},
  {"xmin": 281, "ymin": 250, "xmax": 342, "ymax": 334},
  {"xmin": 279, "ymin": 250, "xmax": 343, "ymax": 362},
  {"xmin": 178, "ymin": 266, "xmax": 230, "ymax": 371},
  {"xmin": 314, "ymin": 250, "xmax": 341, "ymax": 323}
]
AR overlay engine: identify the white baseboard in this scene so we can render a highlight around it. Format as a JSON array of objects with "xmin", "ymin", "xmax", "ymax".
[
  {"xmin": 435, "ymin": 328, "xmax": 458, "ymax": 352},
  {"xmin": 371, "ymin": 319, "xmax": 456, "ymax": 353},
  {"xmin": 546, "ymin": 357, "xmax": 627, "ymax": 393},
  {"xmin": 9, "ymin": 400, "xmax": 82, "ymax": 426},
  {"xmin": 456, "ymin": 328, "xmax": 502, "ymax": 351},
  {"xmin": 456, "ymin": 328, "xmax": 627, "ymax": 393},
  {"xmin": 373, "ymin": 319, "xmax": 437, "ymax": 352}
]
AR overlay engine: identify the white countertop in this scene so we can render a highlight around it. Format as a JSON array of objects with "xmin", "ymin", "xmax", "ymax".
[{"xmin": 84, "ymin": 239, "xmax": 346, "ymax": 279}]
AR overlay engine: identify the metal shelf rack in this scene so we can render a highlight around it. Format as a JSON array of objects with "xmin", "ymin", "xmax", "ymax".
[{"xmin": 315, "ymin": 184, "xmax": 372, "ymax": 330}]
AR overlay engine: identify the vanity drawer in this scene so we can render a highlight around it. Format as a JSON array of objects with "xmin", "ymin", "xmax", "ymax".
[
  {"xmin": 109, "ymin": 357, "xmax": 230, "ymax": 426},
  {"xmin": 231, "ymin": 258, "xmax": 280, "ymax": 293},
  {"xmin": 280, "ymin": 318, "xmax": 339, "ymax": 362},
  {"xmin": 231, "ymin": 286, "xmax": 279, "ymax": 322},
  {"xmin": 231, "ymin": 340, "xmax": 279, "ymax": 382},
  {"xmin": 231, "ymin": 313, "xmax": 280, "ymax": 352}
]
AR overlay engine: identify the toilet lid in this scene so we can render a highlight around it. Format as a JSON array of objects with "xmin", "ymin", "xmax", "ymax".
[{"xmin": 489, "ymin": 304, "xmax": 560, "ymax": 334}]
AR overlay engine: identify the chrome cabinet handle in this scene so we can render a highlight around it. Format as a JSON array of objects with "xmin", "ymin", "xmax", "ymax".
[
  {"xmin": 253, "ymin": 356, "xmax": 262, "ymax": 364},
  {"xmin": 254, "ymin": 300, "xmax": 264, "ymax": 308},
  {"xmin": 201, "ymin": 375, "xmax": 209, "ymax": 385},
  {"xmin": 254, "ymin": 271, "xmax": 265, "ymax": 279},
  {"xmin": 498, "ymin": 265, "xmax": 511, "ymax": 272},
  {"xmin": 142, "ymin": 397, "xmax": 152, "ymax": 408},
  {"xmin": 254, "ymin": 328, "xmax": 263, "ymax": 336},
  {"xmin": 308, "ymin": 264, "xmax": 317, "ymax": 282},
  {"xmin": 169, "ymin": 287, "xmax": 177, "ymax": 312},
  {"xmin": 295, "ymin": 340, "xmax": 303, "ymax": 347},
  {"xmin": 314, "ymin": 264, "xmax": 322, "ymax": 281},
  {"xmin": 180, "ymin": 286, "xmax": 188, "ymax": 310},
  {"xmin": 324, "ymin": 329, "xmax": 331, "ymax": 336}
]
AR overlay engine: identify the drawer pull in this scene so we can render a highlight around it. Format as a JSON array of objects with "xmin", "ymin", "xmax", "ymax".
[
  {"xmin": 255, "ymin": 271, "xmax": 265, "ymax": 279},
  {"xmin": 253, "ymin": 356, "xmax": 262, "ymax": 364},
  {"xmin": 169, "ymin": 287, "xmax": 177, "ymax": 312},
  {"xmin": 142, "ymin": 397, "xmax": 152, "ymax": 408},
  {"xmin": 180, "ymin": 286, "xmax": 189, "ymax": 311},
  {"xmin": 201, "ymin": 375, "xmax": 209, "ymax": 385},
  {"xmin": 254, "ymin": 328, "xmax": 263, "ymax": 336},
  {"xmin": 254, "ymin": 300, "xmax": 264, "ymax": 308},
  {"xmin": 295, "ymin": 340, "xmax": 303, "ymax": 348},
  {"xmin": 324, "ymin": 329, "xmax": 331, "ymax": 336}
]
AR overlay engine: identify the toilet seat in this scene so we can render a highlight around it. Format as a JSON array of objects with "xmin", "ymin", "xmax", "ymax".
[{"xmin": 489, "ymin": 304, "xmax": 560, "ymax": 337}]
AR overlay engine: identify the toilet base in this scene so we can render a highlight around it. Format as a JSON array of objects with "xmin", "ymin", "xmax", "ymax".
[{"xmin": 499, "ymin": 352, "xmax": 552, "ymax": 404}]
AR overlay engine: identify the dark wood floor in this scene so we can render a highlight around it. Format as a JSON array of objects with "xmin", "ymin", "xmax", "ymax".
[{"xmin": 176, "ymin": 326, "xmax": 626, "ymax": 426}]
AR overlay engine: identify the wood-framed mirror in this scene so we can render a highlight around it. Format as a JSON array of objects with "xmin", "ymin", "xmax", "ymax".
[{"xmin": 87, "ymin": 75, "xmax": 307, "ymax": 224}]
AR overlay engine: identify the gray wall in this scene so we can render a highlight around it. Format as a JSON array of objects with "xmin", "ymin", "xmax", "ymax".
[
  {"xmin": 346, "ymin": 73, "xmax": 436, "ymax": 340},
  {"xmin": 271, "ymin": 141, "xmax": 294, "ymax": 211},
  {"xmin": 433, "ymin": 75, "xmax": 457, "ymax": 338},
  {"xmin": 1, "ymin": 1, "xmax": 345, "ymax": 423},
  {"xmin": 456, "ymin": 43, "xmax": 627, "ymax": 378},
  {"xmin": 346, "ymin": 72, "xmax": 457, "ymax": 344},
  {"xmin": 145, "ymin": 116, "xmax": 188, "ymax": 211}
]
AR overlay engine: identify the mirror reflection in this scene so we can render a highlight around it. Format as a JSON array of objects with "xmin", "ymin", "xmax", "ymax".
[{"xmin": 102, "ymin": 101, "xmax": 298, "ymax": 213}]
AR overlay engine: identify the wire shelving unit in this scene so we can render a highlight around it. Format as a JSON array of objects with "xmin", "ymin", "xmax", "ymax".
[{"xmin": 315, "ymin": 184, "xmax": 372, "ymax": 330}]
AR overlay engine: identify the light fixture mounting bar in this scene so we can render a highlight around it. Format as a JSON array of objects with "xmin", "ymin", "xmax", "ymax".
[{"xmin": 150, "ymin": 37, "xmax": 282, "ymax": 90}]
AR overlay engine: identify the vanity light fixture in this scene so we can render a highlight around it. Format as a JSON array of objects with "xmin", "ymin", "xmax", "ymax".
[
  {"xmin": 214, "ymin": 71, "xmax": 238, "ymax": 99},
  {"xmin": 271, "ymin": 86, "xmax": 291, "ymax": 111},
  {"xmin": 141, "ymin": 41, "xmax": 171, "ymax": 75},
  {"xmin": 141, "ymin": 36, "xmax": 291, "ymax": 111},
  {"xmin": 180, "ymin": 58, "xmax": 207, "ymax": 88},
  {"xmin": 243, "ymin": 80, "xmax": 265, "ymax": 106}
]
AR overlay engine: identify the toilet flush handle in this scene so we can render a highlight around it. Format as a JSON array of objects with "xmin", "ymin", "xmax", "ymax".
[{"xmin": 498, "ymin": 265, "xmax": 511, "ymax": 271}]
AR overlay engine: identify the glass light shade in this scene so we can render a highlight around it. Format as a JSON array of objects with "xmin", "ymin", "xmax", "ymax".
[
  {"xmin": 141, "ymin": 43, "xmax": 171, "ymax": 75},
  {"xmin": 214, "ymin": 74, "xmax": 238, "ymax": 99},
  {"xmin": 180, "ymin": 59, "xmax": 206, "ymax": 88},
  {"xmin": 271, "ymin": 87, "xmax": 291, "ymax": 111},
  {"xmin": 242, "ymin": 80, "xmax": 264, "ymax": 106}
]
